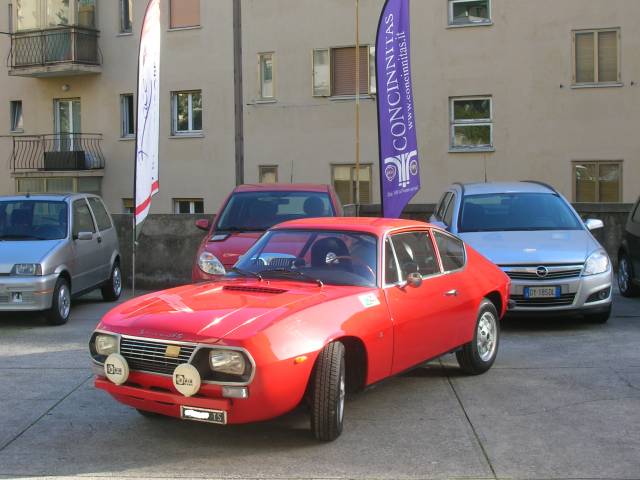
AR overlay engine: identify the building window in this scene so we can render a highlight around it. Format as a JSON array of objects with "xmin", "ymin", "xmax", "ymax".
[
  {"xmin": 448, "ymin": 0, "xmax": 491, "ymax": 26},
  {"xmin": 171, "ymin": 91, "xmax": 202, "ymax": 135},
  {"xmin": 122, "ymin": 198, "xmax": 134, "ymax": 214},
  {"xmin": 10, "ymin": 100, "xmax": 23, "ymax": 132},
  {"xmin": 450, "ymin": 97, "xmax": 493, "ymax": 150},
  {"xmin": 174, "ymin": 198, "xmax": 204, "ymax": 214},
  {"xmin": 573, "ymin": 29, "xmax": 621, "ymax": 85},
  {"xmin": 573, "ymin": 161, "xmax": 622, "ymax": 203},
  {"xmin": 119, "ymin": 0, "xmax": 132, "ymax": 33},
  {"xmin": 170, "ymin": 0, "xmax": 200, "ymax": 29},
  {"xmin": 259, "ymin": 52, "xmax": 275, "ymax": 99},
  {"xmin": 313, "ymin": 46, "xmax": 376, "ymax": 97},
  {"xmin": 120, "ymin": 94, "xmax": 135, "ymax": 138},
  {"xmin": 16, "ymin": 177, "xmax": 101, "ymax": 195},
  {"xmin": 332, "ymin": 164, "xmax": 372, "ymax": 204},
  {"xmin": 259, "ymin": 165, "xmax": 278, "ymax": 184}
]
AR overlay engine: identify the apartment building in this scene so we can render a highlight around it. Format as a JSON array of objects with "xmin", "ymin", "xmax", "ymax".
[{"xmin": 1, "ymin": 0, "xmax": 638, "ymax": 216}]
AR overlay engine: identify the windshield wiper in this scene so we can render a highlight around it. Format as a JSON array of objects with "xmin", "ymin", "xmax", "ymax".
[
  {"xmin": 230, "ymin": 267, "xmax": 263, "ymax": 281},
  {"xmin": 217, "ymin": 226, "xmax": 264, "ymax": 233},
  {"xmin": 260, "ymin": 268, "xmax": 323, "ymax": 287}
]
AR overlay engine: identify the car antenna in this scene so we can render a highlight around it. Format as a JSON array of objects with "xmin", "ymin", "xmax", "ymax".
[{"xmin": 290, "ymin": 159, "xmax": 294, "ymax": 183}]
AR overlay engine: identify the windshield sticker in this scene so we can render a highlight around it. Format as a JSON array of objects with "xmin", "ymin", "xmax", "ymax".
[{"xmin": 359, "ymin": 294, "xmax": 380, "ymax": 308}]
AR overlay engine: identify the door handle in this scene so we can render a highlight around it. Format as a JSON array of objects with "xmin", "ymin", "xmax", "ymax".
[
  {"xmin": 97, "ymin": 237, "xmax": 102, "ymax": 243},
  {"xmin": 444, "ymin": 289, "xmax": 458, "ymax": 297}
]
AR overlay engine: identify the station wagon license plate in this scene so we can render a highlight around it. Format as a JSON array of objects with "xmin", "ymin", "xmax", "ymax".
[{"xmin": 524, "ymin": 286, "xmax": 561, "ymax": 299}]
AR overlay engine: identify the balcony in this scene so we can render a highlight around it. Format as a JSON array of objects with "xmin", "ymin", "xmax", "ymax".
[
  {"xmin": 9, "ymin": 134, "xmax": 105, "ymax": 174},
  {"xmin": 7, "ymin": 27, "xmax": 102, "ymax": 77}
]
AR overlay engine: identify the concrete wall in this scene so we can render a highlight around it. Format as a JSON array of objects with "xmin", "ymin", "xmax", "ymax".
[{"xmin": 114, "ymin": 204, "xmax": 632, "ymax": 290}]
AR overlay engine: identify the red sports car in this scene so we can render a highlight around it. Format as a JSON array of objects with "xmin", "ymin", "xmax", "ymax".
[{"xmin": 90, "ymin": 218, "xmax": 509, "ymax": 441}]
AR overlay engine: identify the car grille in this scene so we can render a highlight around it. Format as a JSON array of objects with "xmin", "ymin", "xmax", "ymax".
[
  {"xmin": 119, "ymin": 337, "xmax": 197, "ymax": 376},
  {"xmin": 511, "ymin": 293, "xmax": 576, "ymax": 307},
  {"xmin": 501, "ymin": 265, "xmax": 584, "ymax": 281},
  {"xmin": 0, "ymin": 295, "xmax": 9, "ymax": 303},
  {"xmin": 0, "ymin": 292, "xmax": 34, "ymax": 304}
]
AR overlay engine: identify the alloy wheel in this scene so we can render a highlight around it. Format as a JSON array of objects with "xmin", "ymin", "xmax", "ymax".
[
  {"xmin": 477, "ymin": 311, "xmax": 497, "ymax": 362},
  {"xmin": 58, "ymin": 284, "xmax": 71, "ymax": 320}
]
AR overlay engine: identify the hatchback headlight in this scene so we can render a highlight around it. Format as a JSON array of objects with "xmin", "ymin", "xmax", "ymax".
[
  {"xmin": 95, "ymin": 334, "xmax": 119, "ymax": 356},
  {"xmin": 209, "ymin": 349, "xmax": 247, "ymax": 375},
  {"xmin": 11, "ymin": 264, "xmax": 42, "ymax": 276},
  {"xmin": 198, "ymin": 252, "xmax": 226, "ymax": 275},
  {"xmin": 583, "ymin": 250, "xmax": 610, "ymax": 276}
]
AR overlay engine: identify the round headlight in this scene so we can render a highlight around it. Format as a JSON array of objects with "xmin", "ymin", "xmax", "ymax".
[
  {"xmin": 198, "ymin": 252, "xmax": 226, "ymax": 275},
  {"xmin": 583, "ymin": 250, "xmax": 610, "ymax": 276},
  {"xmin": 95, "ymin": 334, "xmax": 118, "ymax": 356},
  {"xmin": 209, "ymin": 349, "xmax": 246, "ymax": 375}
]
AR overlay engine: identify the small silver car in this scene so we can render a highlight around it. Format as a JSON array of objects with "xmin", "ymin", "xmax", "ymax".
[
  {"xmin": 430, "ymin": 182, "xmax": 613, "ymax": 322},
  {"xmin": 0, "ymin": 194, "xmax": 121, "ymax": 325}
]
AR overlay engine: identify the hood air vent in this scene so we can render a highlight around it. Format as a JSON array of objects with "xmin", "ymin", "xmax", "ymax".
[{"xmin": 223, "ymin": 285, "xmax": 287, "ymax": 295}]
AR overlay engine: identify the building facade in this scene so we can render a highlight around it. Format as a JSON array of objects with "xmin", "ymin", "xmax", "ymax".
[{"xmin": 1, "ymin": 0, "xmax": 638, "ymax": 216}]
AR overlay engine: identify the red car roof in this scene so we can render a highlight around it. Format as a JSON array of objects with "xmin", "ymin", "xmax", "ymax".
[
  {"xmin": 233, "ymin": 184, "xmax": 331, "ymax": 193},
  {"xmin": 273, "ymin": 217, "xmax": 434, "ymax": 235}
]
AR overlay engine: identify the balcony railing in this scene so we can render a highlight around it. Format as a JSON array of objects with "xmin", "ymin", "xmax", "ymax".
[
  {"xmin": 8, "ymin": 27, "xmax": 102, "ymax": 76},
  {"xmin": 9, "ymin": 134, "xmax": 105, "ymax": 173}
]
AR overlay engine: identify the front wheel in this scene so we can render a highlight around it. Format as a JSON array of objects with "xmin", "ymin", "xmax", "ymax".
[
  {"xmin": 456, "ymin": 299, "xmax": 500, "ymax": 375},
  {"xmin": 101, "ymin": 263, "xmax": 122, "ymax": 302},
  {"xmin": 46, "ymin": 277, "xmax": 71, "ymax": 326},
  {"xmin": 618, "ymin": 254, "xmax": 640, "ymax": 297},
  {"xmin": 310, "ymin": 342, "xmax": 346, "ymax": 442}
]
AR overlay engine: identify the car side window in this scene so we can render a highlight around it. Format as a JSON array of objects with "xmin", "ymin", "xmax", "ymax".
[
  {"xmin": 384, "ymin": 238, "xmax": 400, "ymax": 284},
  {"xmin": 433, "ymin": 231, "xmax": 466, "ymax": 272},
  {"xmin": 73, "ymin": 200, "xmax": 96, "ymax": 237},
  {"xmin": 390, "ymin": 231, "xmax": 440, "ymax": 279},
  {"xmin": 435, "ymin": 192, "xmax": 452, "ymax": 220},
  {"xmin": 88, "ymin": 197, "xmax": 113, "ymax": 232},
  {"xmin": 443, "ymin": 193, "xmax": 456, "ymax": 227}
]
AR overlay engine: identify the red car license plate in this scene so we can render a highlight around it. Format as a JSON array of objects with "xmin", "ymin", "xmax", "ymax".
[{"xmin": 181, "ymin": 406, "xmax": 227, "ymax": 424}]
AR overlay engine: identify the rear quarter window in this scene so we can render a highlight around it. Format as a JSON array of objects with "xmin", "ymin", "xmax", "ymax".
[
  {"xmin": 88, "ymin": 197, "xmax": 113, "ymax": 232},
  {"xmin": 433, "ymin": 231, "xmax": 466, "ymax": 272}
]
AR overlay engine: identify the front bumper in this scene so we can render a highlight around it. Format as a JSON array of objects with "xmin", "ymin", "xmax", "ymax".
[
  {"xmin": 0, "ymin": 274, "xmax": 58, "ymax": 312},
  {"xmin": 507, "ymin": 270, "xmax": 613, "ymax": 314}
]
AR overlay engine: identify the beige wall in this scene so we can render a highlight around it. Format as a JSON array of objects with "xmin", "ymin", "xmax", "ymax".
[{"xmin": 0, "ymin": 0, "xmax": 638, "ymax": 215}]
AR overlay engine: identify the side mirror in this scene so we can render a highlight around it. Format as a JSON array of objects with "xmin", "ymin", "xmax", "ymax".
[
  {"xmin": 75, "ymin": 231, "xmax": 93, "ymax": 241},
  {"xmin": 406, "ymin": 272, "xmax": 423, "ymax": 288},
  {"xmin": 585, "ymin": 218, "xmax": 604, "ymax": 231},
  {"xmin": 195, "ymin": 219, "xmax": 211, "ymax": 231}
]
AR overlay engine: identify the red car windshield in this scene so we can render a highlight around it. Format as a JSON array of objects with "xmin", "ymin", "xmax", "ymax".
[
  {"xmin": 216, "ymin": 191, "xmax": 334, "ymax": 232},
  {"xmin": 232, "ymin": 229, "xmax": 378, "ymax": 287}
]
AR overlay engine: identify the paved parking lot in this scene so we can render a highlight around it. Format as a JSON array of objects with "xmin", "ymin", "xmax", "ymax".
[{"xmin": 0, "ymin": 290, "xmax": 639, "ymax": 480}]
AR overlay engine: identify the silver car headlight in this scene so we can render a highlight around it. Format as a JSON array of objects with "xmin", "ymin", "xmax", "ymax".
[
  {"xmin": 209, "ymin": 349, "xmax": 247, "ymax": 375},
  {"xmin": 11, "ymin": 264, "xmax": 42, "ymax": 276},
  {"xmin": 95, "ymin": 334, "xmax": 119, "ymax": 356},
  {"xmin": 198, "ymin": 252, "xmax": 226, "ymax": 275},
  {"xmin": 583, "ymin": 250, "xmax": 610, "ymax": 276}
]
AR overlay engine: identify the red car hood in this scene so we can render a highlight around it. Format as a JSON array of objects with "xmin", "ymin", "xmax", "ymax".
[
  {"xmin": 202, "ymin": 232, "xmax": 264, "ymax": 268},
  {"xmin": 98, "ymin": 279, "xmax": 359, "ymax": 344}
]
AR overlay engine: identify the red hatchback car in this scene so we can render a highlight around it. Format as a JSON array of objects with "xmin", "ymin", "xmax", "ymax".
[
  {"xmin": 192, "ymin": 184, "xmax": 342, "ymax": 282},
  {"xmin": 91, "ymin": 218, "xmax": 509, "ymax": 441}
]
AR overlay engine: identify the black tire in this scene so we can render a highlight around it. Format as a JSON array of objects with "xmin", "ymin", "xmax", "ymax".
[
  {"xmin": 45, "ymin": 277, "xmax": 71, "ymax": 326},
  {"xmin": 456, "ymin": 299, "xmax": 500, "ymax": 375},
  {"xmin": 101, "ymin": 263, "xmax": 123, "ymax": 302},
  {"xmin": 310, "ymin": 342, "xmax": 346, "ymax": 442},
  {"xmin": 585, "ymin": 305, "xmax": 612, "ymax": 324},
  {"xmin": 618, "ymin": 253, "xmax": 640, "ymax": 298}
]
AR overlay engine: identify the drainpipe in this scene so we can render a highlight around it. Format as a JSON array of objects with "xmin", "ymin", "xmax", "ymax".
[{"xmin": 233, "ymin": 0, "xmax": 244, "ymax": 186}]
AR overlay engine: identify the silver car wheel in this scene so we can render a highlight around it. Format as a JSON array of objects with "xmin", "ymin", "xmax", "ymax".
[
  {"xmin": 58, "ymin": 284, "xmax": 71, "ymax": 320},
  {"xmin": 338, "ymin": 366, "xmax": 345, "ymax": 424},
  {"xmin": 113, "ymin": 266, "xmax": 122, "ymax": 296},
  {"xmin": 477, "ymin": 311, "xmax": 497, "ymax": 362},
  {"xmin": 618, "ymin": 257, "xmax": 631, "ymax": 292}
]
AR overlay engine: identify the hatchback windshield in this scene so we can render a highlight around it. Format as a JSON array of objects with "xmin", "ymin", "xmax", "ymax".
[
  {"xmin": 232, "ymin": 230, "xmax": 378, "ymax": 287},
  {"xmin": 0, "ymin": 200, "xmax": 68, "ymax": 240},
  {"xmin": 460, "ymin": 193, "xmax": 583, "ymax": 232},
  {"xmin": 216, "ymin": 191, "xmax": 334, "ymax": 232}
]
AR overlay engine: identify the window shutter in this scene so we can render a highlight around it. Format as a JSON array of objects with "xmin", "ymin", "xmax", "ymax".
[
  {"xmin": 170, "ymin": 0, "xmax": 200, "ymax": 29},
  {"xmin": 575, "ymin": 32, "xmax": 595, "ymax": 83},
  {"xmin": 598, "ymin": 31, "xmax": 618, "ymax": 83},
  {"xmin": 332, "ymin": 47, "xmax": 369, "ymax": 96}
]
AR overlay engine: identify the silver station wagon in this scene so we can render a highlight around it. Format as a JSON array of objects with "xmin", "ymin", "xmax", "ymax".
[{"xmin": 0, "ymin": 194, "xmax": 121, "ymax": 325}]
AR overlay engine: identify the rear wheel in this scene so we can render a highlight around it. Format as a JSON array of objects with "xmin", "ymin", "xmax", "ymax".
[
  {"xmin": 618, "ymin": 254, "xmax": 640, "ymax": 297},
  {"xmin": 45, "ymin": 278, "xmax": 71, "ymax": 326},
  {"xmin": 101, "ymin": 263, "xmax": 122, "ymax": 302},
  {"xmin": 310, "ymin": 342, "xmax": 346, "ymax": 442},
  {"xmin": 456, "ymin": 299, "xmax": 500, "ymax": 375}
]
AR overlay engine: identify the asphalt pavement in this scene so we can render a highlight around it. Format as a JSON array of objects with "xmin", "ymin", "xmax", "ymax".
[{"xmin": 0, "ymin": 290, "xmax": 639, "ymax": 480}]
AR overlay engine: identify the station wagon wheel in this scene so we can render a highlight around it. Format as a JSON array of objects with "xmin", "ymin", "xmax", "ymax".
[
  {"xmin": 310, "ymin": 341, "xmax": 346, "ymax": 442},
  {"xmin": 618, "ymin": 254, "xmax": 640, "ymax": 297},
  {"xmin": 456, "ymin": 299, "xmax": 500, "ymax": 375},
  {"xmin": 45, "ymin": 277, "xmax": 71, "ymax": 326},
  {"xmin": 102, "ymin": 263, "xmax": 123, "ymax": 302}
]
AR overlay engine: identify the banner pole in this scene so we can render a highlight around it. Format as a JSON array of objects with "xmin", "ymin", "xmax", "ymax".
[
  {"xmin": 132, "ymin": 216, "xmax": 136, "ymax": 297},
  {"xmin": 355, "ymin": 0, "xmax": 361, "ymax": 216}
]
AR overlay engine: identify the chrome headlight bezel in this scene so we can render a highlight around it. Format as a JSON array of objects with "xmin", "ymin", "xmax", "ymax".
[
  {"xmin": 583, "ymin": 249, "xmax": 610, "ymax": 276},
  {"xmin": 198, "ymin": 252, "xmax": 226, "ymax": 275},
  {"xmin": 90, "ymin": 332, "xmax": 119, "ymax": 363},
  {"xmin": 11, "ymin": 263, "xmax": 42, "ymax": 276}
]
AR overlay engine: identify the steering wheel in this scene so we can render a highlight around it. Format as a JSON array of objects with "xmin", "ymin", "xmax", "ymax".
[{"xmin": 330, "ymin": 255, "xmax": 376, "ymax": 284}]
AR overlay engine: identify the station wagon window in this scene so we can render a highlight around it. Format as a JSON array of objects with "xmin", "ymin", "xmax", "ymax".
[
  {"xmin": 390, "ymin": 231, "xmax": 440, "ymax": 279},
  {"xmin": 72, "ymin": 200, "xmax": 96, "ymax": 236},
  {"xmin": 87, "ymin": 197, "xmax": 112, "ymax": 232},
  {"xmin": 434, "ymin": 192, "xmax": 453, "ymax": 220},
  {"xmin": 384, "ymin": 238, "xmax": 399, "ymax": 284},
  {"xmin": 434, "ymin": 231, "xmax": 466, "ymax": 271},
  {"xmin": 443, "ymin": 194, "xmax": 456, "ymax": 227}
]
